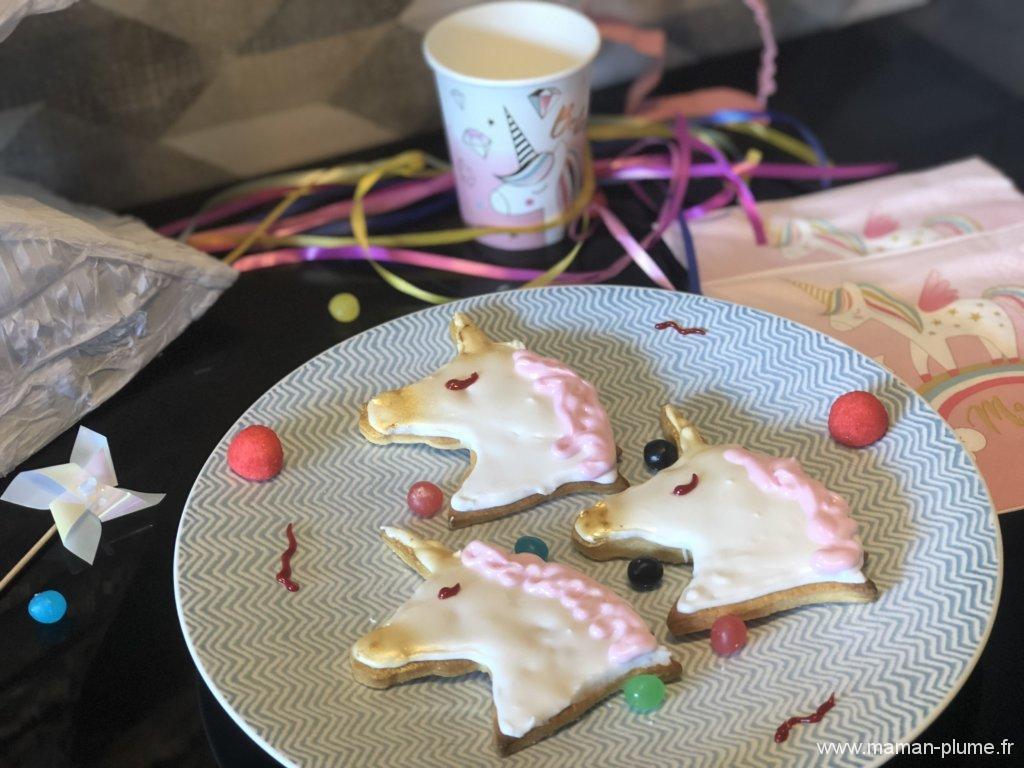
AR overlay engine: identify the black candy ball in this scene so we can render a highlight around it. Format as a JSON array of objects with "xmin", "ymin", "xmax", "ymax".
[
  {"xmin": 643, "ymin": 439, "xmax": 678, "ymax": 471},
  {"xmin": 627, "ymin": 557, "xmax": 664, "ymax": 591}
]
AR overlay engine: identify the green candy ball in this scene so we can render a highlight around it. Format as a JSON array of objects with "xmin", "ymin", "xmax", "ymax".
[{"xmin": 623, "ymin": 674, "xmax": 666, "ymax": 714}]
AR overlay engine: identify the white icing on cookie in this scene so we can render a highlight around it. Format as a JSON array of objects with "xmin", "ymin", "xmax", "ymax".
[
  {"xmin": 365, "ymin": 323, "xmax": 618, "ymax": 512},
  {"xmin": 353, "ymin": 539, "xmax": 672, "ymax": 738},
  {"xmin": 575, "ymin": 444, "xmax": 867, "ymax": 614}
]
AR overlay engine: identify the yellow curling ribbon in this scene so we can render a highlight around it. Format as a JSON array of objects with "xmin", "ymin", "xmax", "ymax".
[
  {"xmin": 201, "ymin": 153, "xmax": 448, "ymax": 212},
  {"xmin": 223, "ymin": 170, "xmax": 328, "ymax": 266},
  {"xmin": 523, "ymin": 214, "xmax": 591, "ymax": 289},
  {"xmin": 586, "ymin": 117, "xmax": 738, "ymax": 159},
  {"xmin": 223, "ymin": 150, "xmax": 445, "ymax": 266},
  {"xmin": 736, "ymin": 148, "xmax": 763, "ymax": 180},
  {"xmin": 350, "ymin": 148, "xmax": 597, "ymax": 249},
  {"xmin": 719, "ymin": 122, "xmax": 823, "ymax": 166},
  {"xmin": 693, "ymin": 127, "xmax": 739, "ymax": 157},
  {"xmin": 589, "ymin": 115, "xmax": 823, "ymax": 167},
  {"xmin": 208, "ymin": 120, "xmax": 801, "ymax": 302},
  {"xmin": 360, "ymin": 231, "xmax": 587, "ymax": 304},
  {"xmin": 591, "ymin": 113, "xmax": 822, "ymax": 164},
  {"xmin": 587, "ymin": 117, "xmax": 673, "ymax": 142},
  {"xmin": 365, "ymin": 259, "xmax": 453, "ymax": 305},
  {"xmin": 182, "ymin": 152, "xmax": 449, "ymax": 243}
]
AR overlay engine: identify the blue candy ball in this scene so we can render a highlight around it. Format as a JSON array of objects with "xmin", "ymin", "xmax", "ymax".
[
  {"xmin": 28, "ymin": 590, "xmax": 67, "ymax": 624},
  {"xmin": 514, "ymin": 535, "xmax": 549, "ymax": 561}
]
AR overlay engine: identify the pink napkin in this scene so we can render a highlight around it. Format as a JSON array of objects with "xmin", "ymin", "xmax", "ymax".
[{"xmin": 694, "ymin": 158, "xmax": 1024, "ymax": 513}]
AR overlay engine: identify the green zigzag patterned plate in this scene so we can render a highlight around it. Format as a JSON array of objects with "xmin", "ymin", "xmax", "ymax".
[{"xmin": 175, "ymin": 286, "xmax": 1001, "ymax": 767}]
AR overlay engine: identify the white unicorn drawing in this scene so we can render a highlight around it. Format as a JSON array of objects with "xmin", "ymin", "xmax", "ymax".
[
  {"xmin": 792, "ymin": 272, "xmax": 1024, "ymax": 380},
  {"xmin": 489, "ymin": 108, "xmax": 583, "ymax": 228},
  {"xmin": 770, "ymin": 213, "xmax": 979, "ymax": 260},
  {"xmin": 351, "ymin": 528, "xmax": 678, "ymax": 755}
]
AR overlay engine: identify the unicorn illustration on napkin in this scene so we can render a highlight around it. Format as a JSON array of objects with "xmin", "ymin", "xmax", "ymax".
[
  {"xmin": 770, "ymin": 213, "xmax": 979, "ymax": 260},
  {"xmin": 792, "ymin": 271, "xmax": 1024, "ymax": 381}
]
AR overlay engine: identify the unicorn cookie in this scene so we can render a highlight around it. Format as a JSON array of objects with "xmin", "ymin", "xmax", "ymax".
[
  {"xmin": 572, "ymin": 406, "xmax": 878, "ymax": 635},
  {"xmin": 359, "ymin": 314, "xmax": 627, "ymax": 527},
  {"xmin": 351, "ymin": 528, "xmax": 680, "ymax": 755}
]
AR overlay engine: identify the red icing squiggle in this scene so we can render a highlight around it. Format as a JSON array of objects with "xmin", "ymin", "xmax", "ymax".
[
  {"xmin": 723, "ymin": 447, "xmax": 862, "ymax": 573},
  {"xmin": 775, "ymin": 693, "xmax": 836, "ymax": 743},
  {"xmin": 655, "ymin": 321, "xmax": 707, "ymax": 336},
  {"xmin": 460, "ymin": 541, "xmax": 657, "ymax": 664},
  {"xmin": 276, "ymin": 523, "xmax": 299, "ymax": 592},
  {"xmin": 511, "ymin": 350, "xmax": 616, "ymax": 479}
]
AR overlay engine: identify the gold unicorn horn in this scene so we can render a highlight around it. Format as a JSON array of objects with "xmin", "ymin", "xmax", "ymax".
[
  {"xmin": 790, "ymin": 281, "xmax": 832, "ymax": 307},
  {"xmin": 380, "ymin": 527, "xmax": 454, "ymax": 577}
]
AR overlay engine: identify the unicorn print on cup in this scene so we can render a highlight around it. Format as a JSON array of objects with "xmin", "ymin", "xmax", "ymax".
[
  {"xmin": 351, "ymin": 528, "xmax": 680, "ymax": 755},
  {"xmin": 769, "ymin": 213, "xmax": 979, "ymax": 261},
  {"xmin": 489, "ymin": 108, "xmax": 584, "ymax": 245},
  {"xmin": 791, "ymin": 272, "xmax": 1024, "ymax": 381},
  {"xmin": 359, "ymin": 314, "xmax": 626, "ymax": 527},
  {"xmin": 572, "ymin": 406, "xmax": 877, "ymax": 635}
]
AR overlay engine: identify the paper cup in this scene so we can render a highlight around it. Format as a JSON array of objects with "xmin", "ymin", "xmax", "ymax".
[{"xmin": 424, "ymin": 1, "xmax": 600, "ymax": 250}]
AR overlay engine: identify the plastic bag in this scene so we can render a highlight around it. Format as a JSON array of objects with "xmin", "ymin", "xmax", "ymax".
[
  {"xmin": 0, "ymin": 0, "xmax": 77, "ymax": 44},
  {"xmin": 0, "ymin": 176, "xmax": 237, "ymax": 475}
]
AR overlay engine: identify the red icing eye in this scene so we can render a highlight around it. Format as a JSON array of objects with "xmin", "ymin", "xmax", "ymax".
[
  {"xmin": 673, "ymin": 474, "xmax": 699, "ymax": 495},
  {"xmin": 437, "ymin": 583, "xmax": 461, "ymax": 599},
  {"xmin": 445, "ymin": 372, "xmax": 479, "ymax": 390}
]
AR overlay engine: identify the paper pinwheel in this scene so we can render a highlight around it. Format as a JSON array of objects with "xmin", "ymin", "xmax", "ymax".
[{"xmin": 1, "ymin": 427, "xmax": 164, "ymax": 564}]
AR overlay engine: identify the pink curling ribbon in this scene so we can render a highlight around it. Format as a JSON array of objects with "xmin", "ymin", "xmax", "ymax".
[
  {"xmin": 230, "ymin": 153, "xmax": 893, "ymax": 284},
  {"xmin": 187, "ymin": 156, "xmax": 894, "ymax": 254},
  {"xmin": 185, "ymin": 174, "xmax": 455, "ymax": 252},
  {"xmin": 692, "ymin": 134, "xmax": 766, "ymax": 243},
  {"xmin": 563, "ymin": 118, "xmax": 692, "ymax": 289}
]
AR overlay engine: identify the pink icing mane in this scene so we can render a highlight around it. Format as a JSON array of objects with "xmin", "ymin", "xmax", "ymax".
[
  {"xmin": 459, "ymin": 541, "xmax": 657, "ymax": 665},
  {"xmin": 511, "ymin": 349, "xmax": 616, "ymax": 479},
  {"xmin": 722, "ymin": 447, "xmax": 864, "ymax": 574}
]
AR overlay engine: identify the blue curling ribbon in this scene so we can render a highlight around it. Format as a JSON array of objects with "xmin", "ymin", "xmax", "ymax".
[
  {"xmin": 677, "ymin": 215, "xmax": 702, "ymax": 295},
  {"xmin": 309, "ymin": 191, "xmax": 457, "ymax": 237}
]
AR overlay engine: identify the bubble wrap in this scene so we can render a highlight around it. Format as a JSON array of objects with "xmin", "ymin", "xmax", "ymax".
[
  {"xmin": 0, "ymin": 1, "xmax": 77, "ymax": 44},
  {"xmin": 0, "ymin": 176, "xmax": 237, "ymax": 475}
]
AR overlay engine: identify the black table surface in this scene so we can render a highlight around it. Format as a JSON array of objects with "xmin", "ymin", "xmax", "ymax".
[{"xmin": 2, "ymin": 1, "xmax": 1023, "ymax": 766}]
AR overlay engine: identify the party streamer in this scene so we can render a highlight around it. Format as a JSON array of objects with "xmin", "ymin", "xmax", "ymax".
[{"xmin": 170, "ymin": 4, "xmax": 894, "ymax": 304}]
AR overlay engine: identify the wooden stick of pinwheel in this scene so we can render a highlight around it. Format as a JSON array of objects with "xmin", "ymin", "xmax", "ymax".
[{"xmin": 0, "ymin": 427, "xmax": 164, "ymax": 594}]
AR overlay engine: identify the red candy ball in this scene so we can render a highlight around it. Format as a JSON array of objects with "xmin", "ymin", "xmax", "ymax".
[
  {"xmin": 407, "ymin": 481, "xmax": 444, "ymax": 518},
  {"xmin": 828, "ymin": 390, "xmax": 889, "ymax": 448},
  {"xmin": 710, "ymin": 615, "xmax": 748, "ymax": 656},
  {"xmin": 227, "ymin": 425, "xmax": 284, "ymax": 481}
]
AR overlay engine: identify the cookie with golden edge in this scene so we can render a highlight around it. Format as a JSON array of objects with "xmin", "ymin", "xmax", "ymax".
[
  {"xmin": 351, "ymin": 528, "xmax": 682, "ymax": 756},
  {"xmin": 572, "ymin": 405, "xmax": 878, "ymax": 635},
  {"xmin": 360, "ymin": 313, "xmax": 627, "ymax": 528}
]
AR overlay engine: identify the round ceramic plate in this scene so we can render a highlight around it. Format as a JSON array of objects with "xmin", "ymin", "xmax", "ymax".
[{"xmin": 175, "ymin": 286, "xmax": 1001, "ymax": 767}]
